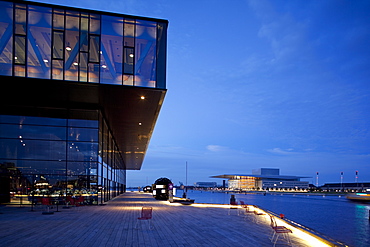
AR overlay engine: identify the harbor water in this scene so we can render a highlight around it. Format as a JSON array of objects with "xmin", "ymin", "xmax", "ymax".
[{"xmin": 176, "ymin": 190, "xmax": 370, "ymax": 247}]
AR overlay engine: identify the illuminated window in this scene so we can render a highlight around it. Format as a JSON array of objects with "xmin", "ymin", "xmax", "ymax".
[
  {"xmin": 134, "ymin": 20, "xmax": 157, "ymax": 87},
  {"xmin": 89, "ymin": 35, "xmax": 100, "ymax": 63},
  {"xmin": 0, "ymin": 1, "xmax": 167, "ymax": 88},
  {"xmin": 27, "ymin": 6, "xmax": 52, "ymax": 79},
  {"xmin": 14, "ymin": 4, "xmax": 26, "ymax": 35},
  {"xmin": 65, "ymin": 11, "xmax": 79, "ymax": 81},
  {"xmin": 100, "ymin": 15, "xmax": 123, "ymax": 85},
  {"xmin": 0, "ymin": 1, "xmax": 13, "ymax": 76},
  {"xmin": 14, "ymin": 36, "xmax": 25, "ymax": 65},
  {"xmin": 124, "ymin": 47, "xmax": 134, "ymax": 74},
  {"xmin": 53, "ymin": 31, "xmax": 64, "ymax": 60}
]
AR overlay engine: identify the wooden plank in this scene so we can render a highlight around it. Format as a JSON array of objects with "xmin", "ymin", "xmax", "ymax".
[{"xmin": 0, "ymin": 192, "xmax": 314, "ymax": 247}]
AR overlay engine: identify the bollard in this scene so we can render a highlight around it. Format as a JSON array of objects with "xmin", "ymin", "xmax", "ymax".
[{"xmin": 280, "ymin": 213, "xmax": 285, "ymax": 219}]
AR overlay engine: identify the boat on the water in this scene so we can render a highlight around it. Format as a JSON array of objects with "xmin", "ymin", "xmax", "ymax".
[{"xmin": 346, "ymin": 190, "xmax": 370, "ymax": 202}]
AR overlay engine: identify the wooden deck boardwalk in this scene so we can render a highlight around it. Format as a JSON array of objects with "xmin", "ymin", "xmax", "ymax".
[{"xmin": 0, "ymin": 192, "xmax": 321, "ymax": 247}]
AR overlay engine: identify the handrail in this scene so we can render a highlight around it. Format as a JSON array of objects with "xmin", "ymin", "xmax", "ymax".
[{"xmin": 257, "ymin": 206, "xmax": 348, "ymax": 247}]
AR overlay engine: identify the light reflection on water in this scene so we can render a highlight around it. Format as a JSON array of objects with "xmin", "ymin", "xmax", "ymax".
[{"xmin": 177, "ymin": 190, "xmax": 370, "ymax": 247}]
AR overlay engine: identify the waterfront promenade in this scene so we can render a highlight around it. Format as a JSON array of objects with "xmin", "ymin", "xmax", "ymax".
[{"xmin": 0, "ymin": 192, "xmax": 322, "ymax": 247}]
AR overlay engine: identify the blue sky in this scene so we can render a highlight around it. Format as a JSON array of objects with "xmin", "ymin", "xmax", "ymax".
[{"xmin": 40, "ymin": 0, "xmax": 370, "ymax": 187}]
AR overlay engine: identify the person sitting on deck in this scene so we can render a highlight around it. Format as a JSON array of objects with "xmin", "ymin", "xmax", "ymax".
[
  {"xmin": 230, "ymin": 195, "xmax": 237, "ymax": 205},
  {"xmin": 228, "ymin": 195, "xmax": 238, "ymax": 215}
]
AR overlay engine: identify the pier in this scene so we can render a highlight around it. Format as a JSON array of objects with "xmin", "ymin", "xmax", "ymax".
[{"xmin": 0, "ymin": 192, "xmax": 336, "ymax": 246}]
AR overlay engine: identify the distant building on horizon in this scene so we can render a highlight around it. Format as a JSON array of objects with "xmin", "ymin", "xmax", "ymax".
[
  {"xmin": 211, "ymin": 168, "xmax": 310, "ymax": 191},
  {"xmin": 194, "ymin": 182, "xmax": 217, "ymax": 188},
  {"xmin": 320, "ymin": 182, "xmax": 370, "ymax": 192}
]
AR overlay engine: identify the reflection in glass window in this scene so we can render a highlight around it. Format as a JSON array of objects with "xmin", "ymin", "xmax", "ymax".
[
  {"xmin": 67, "ymin": 162, "xmax": 89, "ymax": 175},
  {"xmin": 0, "ymin": 139, "xmax": 67, "ymax": 161},
  {"xmin": 88, "ymin": 63, "xmax": 99, "ymax": 83},
  {"xmin": 52, "ymin": 60, "xmax": 63, "ymax": 79},
  {"xmin": 0, "ymin": 1, "xmax": 13, "ymax": 76},
  {"xmin": 0, "ymin": 114, "xmax": 67, "ymax": 126},
  {"xmin": 100, "ymin": 15, "xmax": 123, "ymax": 85},
  {"xmin": 0, "ymin": 124, "xmax": 66, "ymax": 140},
  {"xmin": 15, "ymin": 160, "xmax": 66, "ymax": 175},
  {"xmin": 53, "ymin": 9, "xmax": 64, "ymax": 30},
  {"xmin": 135, "ymin": 20, "xmax": 157, "ymax": 88},
  {"xmin": 27, "ymin": 6, "xmax": 52, "ymax": 79},
  {"xmin": 67, "ymin": 162, "xmax": 97, "ymax": 176},
  {"xmin": 15, "ymin": 4, "xmax": 26, "ymax": 35},
  {"xmin": 53, "ymin": 31, "xmax": 64, "ymax": 59},
  {"xmin": 65, "ymin": 11, "xmax": 79, "ymax": 81},
  {"xmin": 80, "ymin": 14, "xmax": 88, "ymax": 52},
  {"xmin": 14, "ymin": 65, "xmax": 26, "ymax": 77},
  {"xmin": 89, "ymin": 35, "xmax": 100, "ymax": 63},
  {"xmin": 124, "ymin": 19, "xmax": 135, "ymax": 47},
  {"xmin": 52, "ymin": 29, "xmax": 64, "ymax": 80},
  {"xmin": 14, "ymin": 36, "xmax": 26, "ymax": 64},
  {"xmin": 80, "ymin": 52, "xmax": 88, "ymax": 82},
  {"xmin": 67, "ymin": 142, "xmax": 98, "ymax": 162},
  {"xmin": 124, "ymin": 47, "xmax": 134, "ymax": 74},
  {"xmin": 68, "ymin": 127, "xmax": 98, "ymax": 142},
  {"xmin": 88, "ymin": 15, "xmax": 100, "ymax": 83},
  {"xmin": 89, "ymin": 14, "xmax": 100, "ymax": 35},
  {"xmin": 156, "ymin": 22, "xmax": 167, "ymax": 89},
  {"xmin": 123, "ymin": 74, "xmax": 133, "ymax": 86}
]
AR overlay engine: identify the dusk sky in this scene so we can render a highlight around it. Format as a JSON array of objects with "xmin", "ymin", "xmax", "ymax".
[{"xmin": 40, "ymin": 0, "xmax": 370, "ymax": 187}]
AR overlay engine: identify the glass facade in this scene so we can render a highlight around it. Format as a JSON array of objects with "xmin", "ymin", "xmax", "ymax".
[
  {"xmin": 227, "ymin": 176, "xmax": 309, "ymax": 191},
  {"xmin": 0, "ymin": 112, "xmax": 126, "ymax": 204},
  {"xmin": 0, "ymin": 0, "xmax": 167, "ymax": 88},
  {"xmin": 0, "ymin": 1, "xmax": 167, "ymax": 205}
]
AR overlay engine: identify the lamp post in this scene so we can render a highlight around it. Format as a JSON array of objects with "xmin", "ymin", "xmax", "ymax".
[{"xmin": 340, "ymin": 172, "xmax": 343, "ymax": 192}]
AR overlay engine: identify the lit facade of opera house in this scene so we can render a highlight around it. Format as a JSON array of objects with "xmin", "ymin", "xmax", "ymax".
[{"xmin": 212, "ymin": 168, "xmax": 309, "ymax": 191}]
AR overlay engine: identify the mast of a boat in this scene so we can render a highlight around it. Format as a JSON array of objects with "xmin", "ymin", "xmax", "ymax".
[
  {"xmin": 185, "ymin": 161, "xmax": 188, "ymax": 196},
  {"xmin": 183, "ymin": 161, "xmax": 188, "ymax": 198}
]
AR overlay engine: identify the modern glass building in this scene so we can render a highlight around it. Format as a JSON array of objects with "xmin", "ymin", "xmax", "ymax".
[
  {"xmin": 0, "ymin": 0, "xmax": 168, "ymax": 204},
  {"xmin": 211, "ymin": 168, "xmax": 310, "ymax": 191}
]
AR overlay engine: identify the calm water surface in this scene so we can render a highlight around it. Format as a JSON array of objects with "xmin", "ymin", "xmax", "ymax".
[{"xmin": 176, "ymin": 190, "xmax": 370, "ymax": 247}]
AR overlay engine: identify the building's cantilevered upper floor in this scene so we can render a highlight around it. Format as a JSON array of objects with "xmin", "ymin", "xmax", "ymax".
[{"xmin": 0, "ymin": 0, "xmax": 168, "ymax": 170}]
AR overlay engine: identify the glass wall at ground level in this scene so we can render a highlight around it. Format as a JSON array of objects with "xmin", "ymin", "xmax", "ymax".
[{"xmin": 0, "ymin": 113, "xmax": 126, "ymax": 205}]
